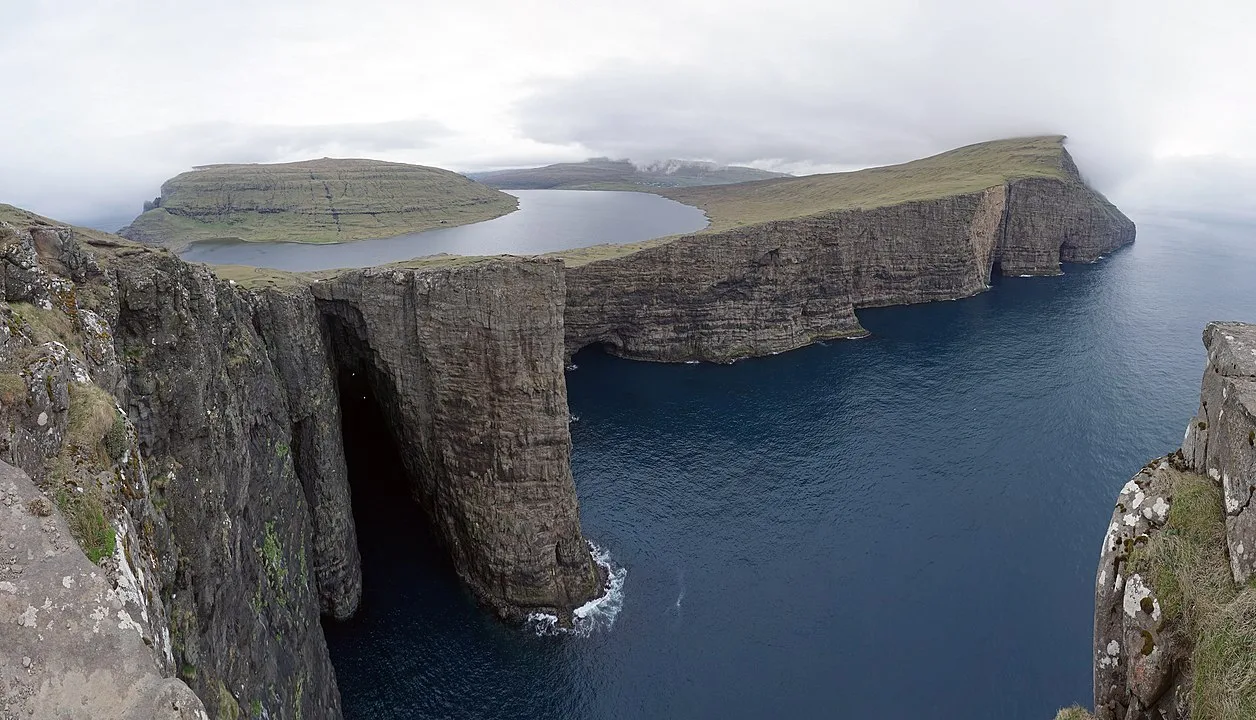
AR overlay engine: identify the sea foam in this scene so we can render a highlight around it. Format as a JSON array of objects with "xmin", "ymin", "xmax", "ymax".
[{"xmin": 525, "ymin": 541, "xmax": 626, "ymax": 637}]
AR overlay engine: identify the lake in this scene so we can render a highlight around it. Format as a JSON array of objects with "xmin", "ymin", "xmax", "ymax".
[
  {"xmin": 319, "ymin": 198, "xmax": 1255, "ymax": 718},
  {"xmin": 177, "ymin": 189, "xmax": 709, "ymax": 271}
]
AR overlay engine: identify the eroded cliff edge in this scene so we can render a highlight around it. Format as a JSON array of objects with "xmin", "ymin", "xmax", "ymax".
[
  {"xmin": 0, "ymin": 210, "xmax": 602, "ymax": 719},
  {"xmin": 1088, "ymin": 323, "xmax": 1256, "ymax": 720},
  {"xmin": 559, "ymin": 136, "xmax": 1134, "ymax": 362}
]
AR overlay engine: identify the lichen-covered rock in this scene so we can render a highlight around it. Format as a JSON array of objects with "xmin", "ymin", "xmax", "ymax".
[
  {"xmin": 1092, "ymin": 458, "xmax": 1188, "ymax": 720},
  {"xmin": 0, "ymin": 460, "xmax": 207, "ymax": 720},
  {"xmin": 1182, "ymin": 322, "xmax": 1256, "ymax": 583},
  {"xmin": 1090, "ymin": 322, "xmax": 1256, "ymax": 720}
]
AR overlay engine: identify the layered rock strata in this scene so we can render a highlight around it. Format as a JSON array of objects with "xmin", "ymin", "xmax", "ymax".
[
  {"xmin": 564, "ymin": 154, "xmax": 1134, "ymax": 362},
  {"xmin": 312, "ymin": 260, "xmax": 601, "ymax": 620}
]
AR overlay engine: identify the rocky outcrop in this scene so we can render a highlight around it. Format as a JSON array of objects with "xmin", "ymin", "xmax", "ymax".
[
  {"xmin": 1092, "ymin": 457, "xmax": 1192, "ymax": 720},
  {"xmin": 1092, "ymin": 322, "xmax": 1256, "ymax": 720},
  {"xmin": 1, "ymin": 461, "xmax": 207, "ymax": 719},
  {"xmin": 1182, "ymin": 323, "xmax": 1256, "ymax": 581},
  {"xmin": 1, "ymin": 212, "xmax": 605, "ymax": 719},
  {"xmin": 565, "ymin": 162, "xmax": 1134, "ymax": 362}
]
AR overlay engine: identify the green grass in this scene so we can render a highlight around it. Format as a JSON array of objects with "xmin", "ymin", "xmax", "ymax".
[
  {"xmin": 661, "ymin": 135, "xmax": 1074, "ymax": 231},
  {"xmin": 54, "ymin": 484, "xmax": 115, "ymax": 564},
  {"xmin": 0, "ymin": 372, "xmax": 25, "ymax": 405},
  {"xmin": 1126, "ymin": 467, "xmax": 1234, "ymax": 632},
  {"xmin": 1118, "ymin": 464, "xmax": 1256, "ymax": 720},
  {"xmin": 1194, "ymin": 590, "xmax": 1256, "ymax": 719},
  {"xmin": 8, "ymin": 301, "xmax": 83, "ymax": 357},
  {"xmin": 0, "ymin": 204, "xmax": 123, "ymax": 246},
  {"xmin": 121, "ymin": 158, "xmax": 518, "ymax": 249},
  {"xmin": 66, "ymin": 382, "xmax": 119, "ymax": 458}
]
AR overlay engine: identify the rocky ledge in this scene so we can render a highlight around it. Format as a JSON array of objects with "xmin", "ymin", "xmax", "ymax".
[{"xmin": 1088, "ymin": 323, "xmax": 1256, "ymax": 720}]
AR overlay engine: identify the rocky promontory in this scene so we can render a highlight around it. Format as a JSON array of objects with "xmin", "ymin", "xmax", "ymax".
[
  {"xmin": 557, "ymin": 136, "xmax": 1135, "ymax": 362},
  {"xmin": 119, "ymin": 158, "xmax": 517, "ymax": 249},
  {"xmin": 1, "ymin": 207, "xmax": 601, "ymax": 719},
  {"xmin": 1080, "ymin": 323, "xmax": 1256, "ymax": 720}
]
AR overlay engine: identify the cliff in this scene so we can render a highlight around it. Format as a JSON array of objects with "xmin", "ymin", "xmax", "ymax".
[
  {"xmin": 1086, "ymin": 323, "xmax": 1256, "ymax": 720},
  {"xmin": 0, "ymin": 135, "xmax": 1138, "ymax": 718},
  {"xmin": 557, "ymin": 136, "xmax": 1135, "ymax": 362},
  {"xmin": 0, "ymin": 206, "xmax": 602, "ymax": 719},
  {"xmin": 119, "ymin": 158, "xmax": 517, "ymax": 249},
  {"xmin": 471, "ymin": 157, "xmax": 787, "ymax": 190}
]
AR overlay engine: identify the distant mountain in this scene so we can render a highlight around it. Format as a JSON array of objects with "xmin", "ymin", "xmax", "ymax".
[{"xmin": 470, "ymin": 158, "xmax": 789, "ymax": 190}]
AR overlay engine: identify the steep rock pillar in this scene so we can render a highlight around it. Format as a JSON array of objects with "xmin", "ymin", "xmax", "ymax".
[{"xmin": 312, "ymin": 257, "xmax": 602, "ymax": 621}]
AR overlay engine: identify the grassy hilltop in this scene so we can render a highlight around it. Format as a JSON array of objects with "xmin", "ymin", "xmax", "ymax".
[
  {"xmin": 553, "ymin": 135, "xmax": 1080, "ymax": 266},
  {"xmin": 471, "ymin": 157, "xmax": 787, "ymax": 191},
  {"xmin": 660, "ymin": 135, "xmax": 1075, "ymax": 231},
  {"xmin": 120, "ymin": 158, "xmax": 517, "ymax": 249}
]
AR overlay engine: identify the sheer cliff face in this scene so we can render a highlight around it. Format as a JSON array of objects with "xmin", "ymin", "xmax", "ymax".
[
  {"xmin": 1, "ymin": 218, "xmax": 602, "ymax": 719},
  {"xmin": 565, "ymin": 172, "xmax": 1134, "ymax": 363},
  {"xmin": 312, "ymin": 259, "xmax": 602, "ymax": 619},
  {"xmin": 1183, "ymin": 323, "xmax": 1256, "ymax": 580},
  {"xmin": 1092, "ymin": 323, "xmax": 1256, "ymax": 720}
]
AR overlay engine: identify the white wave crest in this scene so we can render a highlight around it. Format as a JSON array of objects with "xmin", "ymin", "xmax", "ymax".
[{"xmin": 525, "ymin": 541, "xmax": 626, "ymax": 637}]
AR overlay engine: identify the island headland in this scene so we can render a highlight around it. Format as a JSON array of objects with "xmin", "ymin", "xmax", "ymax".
[
  {"xmin": 1, "ymin": 135, "xmax": 1134, "ymax": 718},
  {"xmin": 119, "ymin": 158, "xmax": 517, "ymax": 251}
]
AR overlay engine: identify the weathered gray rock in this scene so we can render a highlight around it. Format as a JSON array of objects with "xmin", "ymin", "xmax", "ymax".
[
  {"xmin": 1091, "ymin": 322, "xmax": 1256, "ymax": 720},
  {"xmin": 109, "ymin": 249, "xmax": 341, "ymax": 719},
  {"xmin": 0, "ymin": 460, "xmax": 207, "ymax": 720},
  {"xmin": 250, "ymin": 289, "xmax": 361, "ymax": 620},
  {"xmin": 1182, "ymin": 322, "xmax": 1256, "ymax": 583},
  {"xmin": 1092, "ymin": 458, "xmax": 1189, "ymax": 720}
]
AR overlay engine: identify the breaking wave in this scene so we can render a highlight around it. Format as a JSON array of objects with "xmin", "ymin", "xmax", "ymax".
[{"xmin": 525, "ymin": 541, "xmax": 626, "ymax": 637}]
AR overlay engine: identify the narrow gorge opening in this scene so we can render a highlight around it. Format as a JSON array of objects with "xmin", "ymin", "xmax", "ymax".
[
  {"xmin": 333, "ymin": 366, "xmax": 450, "ymax": 581},
  {"xmin": 319, "ymin": 311, "xmax": 469, "ymax": 713}
]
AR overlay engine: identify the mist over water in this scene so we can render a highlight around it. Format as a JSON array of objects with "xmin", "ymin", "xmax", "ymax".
[{"xmin": 324, "ymin": 210, "xmax": 1255, "ymax": 719}]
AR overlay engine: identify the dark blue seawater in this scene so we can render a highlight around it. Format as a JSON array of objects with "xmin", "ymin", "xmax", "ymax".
[
  {"xmin": 323, "ymin": 213, "xmax": 1256, "ymax": 719},
  {"xmin": 177, "ymin": 189, "xmax": 708, "ymax": 271}
]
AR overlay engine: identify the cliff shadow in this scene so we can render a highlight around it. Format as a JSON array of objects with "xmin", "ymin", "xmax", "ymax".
[{"xmin": 318, "ymin": 308, "xmax": 461, "ymax": 617}]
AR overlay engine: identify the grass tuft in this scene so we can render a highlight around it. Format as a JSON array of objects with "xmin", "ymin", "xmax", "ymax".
[
  {"xmin": 1127, "ymin": 469, "xmax": 1233, "ymax": 633},
  {"xmin": 67, "ymin": 382, "xmax": 119, "ymax": 458},
  {"xmin": 1053, "ymin": 706, "xmax": 1095, "ymax": 720},
  {"xmin": 54, "ymin": 484, "xmax": 115, "ymax": 564}
]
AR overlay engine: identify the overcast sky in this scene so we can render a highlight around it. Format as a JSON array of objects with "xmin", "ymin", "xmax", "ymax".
[{"xmin": 2, "ymin": 0, "xmax": 1253, "ymax": 227}]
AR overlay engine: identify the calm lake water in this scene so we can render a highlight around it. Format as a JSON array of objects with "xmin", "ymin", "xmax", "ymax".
[
  {"xmin": 177, "ymin": 189, "xmax": 709, "ymax": 270},
  {"xmin": 321, "ymin": 202, "xmax": 1256, "ymax": 718}
]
